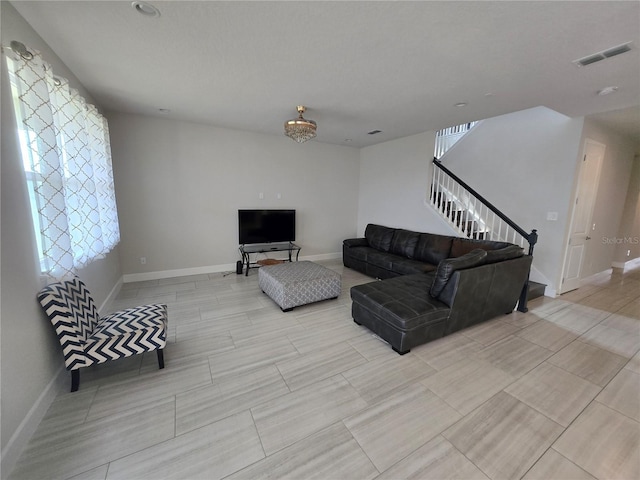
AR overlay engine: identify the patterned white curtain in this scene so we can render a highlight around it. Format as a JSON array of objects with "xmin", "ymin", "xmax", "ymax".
[{"xmin": 4, "ymin": 42, "xmax": 120, "ymax": 279}]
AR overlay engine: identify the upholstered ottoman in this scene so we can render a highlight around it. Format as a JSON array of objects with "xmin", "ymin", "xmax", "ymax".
[{"xmin": 258, "ymin": 261, "xmax": 341, "ymax": 311}]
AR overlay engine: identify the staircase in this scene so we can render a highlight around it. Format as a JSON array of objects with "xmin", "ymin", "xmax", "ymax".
[
  {"xmin": 434, "ymin": 121, "xmax": 478, "ymax": 159},
  {"xmin": 430, "ymin": 158, "xmax": 539, "ymax": 311},
  {"xmin": 527, "ymin": 281, "xmax": 546, "ymax": 301},
  {"xmin": 431, "ymin": 191, "xmax": 489, "ymax": 240},
  {"xmin": 430, "ymin": 158, "xmax": 537, "ymax": 250}
]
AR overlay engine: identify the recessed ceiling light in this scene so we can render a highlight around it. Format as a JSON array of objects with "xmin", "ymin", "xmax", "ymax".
[
  {"xmin": 454, "ymin": 102, "xmax": 468, "ymax": 107},
  {"xmin": 597, "ymin": 86, "xmax": 619, "ymax": 96},
  {"xmin": 158, "ymin": 108, "xmax": 171, "ymax": 114},
  {"xmin": 344, "ymin": 138, "xmax": 352, "ymax": 142},
  {"xmin": 132, "ymin": 1, "xmax": 160, "ymax": 17}
]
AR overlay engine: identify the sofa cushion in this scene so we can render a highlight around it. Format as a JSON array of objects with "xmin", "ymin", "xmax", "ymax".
[
  {"xmin": 450, "ymin": 237, "xmax": 511, "ymax": 257},
  {"xmin": 365, "ymin": 224, "xmax": 395, "ymax": 252},
  {"xmin": 391, "ymin": 257, "xmax": 438, "ymax": 275},
  {"xmin": 414, "ymin": 233, "xmax": 453, "ymax": 265},
  {"xmin": 430, "ymin": 249, "xmax": 488, "ymax": 297},
  {"xmin": 367, "ymin": 251, "xmax": 395, "ymax": 271},
  {"xmin": 389, "ymin": 229, "xmax": 420, "ymax": 258},
  {"xmin": 346, "ymin": 245, "xmax": 378, "ymax": 262},
  {"xmin": 484, "ymin": 245, "xmax": 524, "ymax": 264}
]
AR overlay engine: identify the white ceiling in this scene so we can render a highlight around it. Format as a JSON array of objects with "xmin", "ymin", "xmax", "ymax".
[{"xmin": 10, "ymin": 0, "xmax": 640, "ymax": 148}]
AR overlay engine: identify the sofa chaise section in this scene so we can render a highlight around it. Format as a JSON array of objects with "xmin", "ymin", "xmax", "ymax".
[{"xmin": 351, "ymin": 273, "xmax": 449, "ymax": 354}]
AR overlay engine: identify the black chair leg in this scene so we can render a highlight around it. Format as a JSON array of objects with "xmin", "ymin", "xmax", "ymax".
[
  {"xmin": 157, "ymin": 349, "xmax": 165, "ymax": 369},
  {"xmin": 71, "ymin": 370, "xmax": 79, "ymax": 392}
]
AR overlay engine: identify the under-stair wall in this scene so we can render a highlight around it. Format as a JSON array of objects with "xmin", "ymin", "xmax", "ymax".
[{"xmin": 436, "ymin": 107, "xmax": 585, "ymax": 295}]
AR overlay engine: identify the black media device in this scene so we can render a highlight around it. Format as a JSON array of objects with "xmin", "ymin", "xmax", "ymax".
[
  {"xmin": 236, "ymin": 260, "xmax": 243, "ymax": 274},
  {"xmin": 238, "ymin": 209, "xmax": 296, "ymax": 245}
]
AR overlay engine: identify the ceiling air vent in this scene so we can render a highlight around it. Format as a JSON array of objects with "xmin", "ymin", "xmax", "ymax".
[
  {"xmin": 576, "ymin": 54, "xmax": 605, "ymax": 67},
  {"xmin": 574, "ymin": 42, "xmax": 633, "ymax": 67},
  {"xmin": 603, "ymin": 43, "xmax": 632, "ymax": 58},
  {"xmin": 368, "ymin": 130, "xmax": 382, "ymax": 135}
]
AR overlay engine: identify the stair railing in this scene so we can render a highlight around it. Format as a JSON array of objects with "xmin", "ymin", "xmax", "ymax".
[
  {"xmin": 430, "ymin": 158, "xmax": 538, "ymax": 311},
  {"xmin": 434, "ymin": 121, "xmax": 478, "ymax": 159}
]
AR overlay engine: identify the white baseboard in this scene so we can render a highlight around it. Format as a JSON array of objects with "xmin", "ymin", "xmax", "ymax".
[
  {"xmin": 1, "ymin": 366, "xmax": 65, "ymax": 478},
  {"xmin": 122, "ymin": 253, "xmax": 342, "ymax": 283},
  {"xmin": 301, "ymin": 252, "xmax": 342, "ymax": 262},
  {"xmin": 544, "ymin": 286, "xmax": 558, "ymax": 298},
  {"xmin": 123, "ymin": 263, "xmax": 237, "ymax": 283}
]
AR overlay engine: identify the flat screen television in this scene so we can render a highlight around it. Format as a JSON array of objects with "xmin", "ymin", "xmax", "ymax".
[{"xmin": 238, "ymin": 209, "xmax": 296, "ymax": 245}]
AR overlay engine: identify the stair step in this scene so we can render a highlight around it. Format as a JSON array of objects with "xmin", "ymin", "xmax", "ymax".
[
  {"xmin": 441, "ymin": 202, "xmax": 457, "ymax": 215},
  {"xmin": 528, "ymin": 281, "xmax": 546, "ymax": 300}
]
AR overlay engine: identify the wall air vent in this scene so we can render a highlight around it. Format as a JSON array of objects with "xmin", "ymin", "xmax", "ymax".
[{"xmin": 573, "ymin": 42, "xmax": 633, "ymax": 67}]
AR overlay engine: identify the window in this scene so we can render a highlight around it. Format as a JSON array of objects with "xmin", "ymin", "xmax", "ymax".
[{"xmin": 5, "ymin": 42, "xmax": 120, "ymax": 279}]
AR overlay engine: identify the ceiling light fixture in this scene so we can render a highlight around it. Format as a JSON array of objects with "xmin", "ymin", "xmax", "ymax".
[
  {"xmin": 131, "ymin": 1, "xmax": 160, "ymax": 17},
  {"xmin": 284, "ymin": 106, "xmax": 317, "ymax": 143},
  {"xmin": 454, "ymin": 102, "xmax": 468, "ymax": 107}
]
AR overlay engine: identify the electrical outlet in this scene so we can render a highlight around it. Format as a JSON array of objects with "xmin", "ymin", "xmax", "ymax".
[
  {"xmin": 140, "ymin": 257, "xmax": 146, "ymax": 265},
  {"xmin": 546, "ymin": 211, "xmax": 558, "ymax": 221},
  {"xmin": 259, "ymin": 192, "xmax": 264, "ymax": 199}
]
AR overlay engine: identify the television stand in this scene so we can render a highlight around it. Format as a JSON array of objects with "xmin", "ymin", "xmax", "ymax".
[{"xmin": 239, "ymin": 242, "xmax": 301, "ymax": 276}]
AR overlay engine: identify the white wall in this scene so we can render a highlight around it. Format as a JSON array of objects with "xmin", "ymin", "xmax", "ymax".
[
  {"xmin": 106, "ymin": 112, "xmax": 361, "ymax": 278},
  {"xmin": 579, "ymin": 120, "xmax": 637, "ymax": 274},
  {"xmin": 441, "ymin": 107, "xmax": 585, "ymax": 293},
  {"xmin": 357, "ymin": 131, "xmax": 456, "ymax": 236},
  {"xmin": 1, "ymin": 3, "xmax": 122, "ymax": 474},
  {"xmin": 614, "ymin": 155, "xmax": 640, "ymax": 265}
]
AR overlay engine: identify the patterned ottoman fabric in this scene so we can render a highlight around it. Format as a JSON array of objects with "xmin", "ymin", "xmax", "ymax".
[{"xmin": 259, "ymin": 261, "xmax": 341, "ymax": 311}]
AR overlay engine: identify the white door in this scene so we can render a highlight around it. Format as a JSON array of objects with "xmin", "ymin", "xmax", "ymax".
[{"xmin": 560, "ymin": 139, "xmax": 605, "ymax": 293}]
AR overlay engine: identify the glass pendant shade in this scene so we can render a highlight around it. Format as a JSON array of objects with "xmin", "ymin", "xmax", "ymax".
[{"xmin": 284, "ymin": 106, "xmax": 317, "ymax": 143}]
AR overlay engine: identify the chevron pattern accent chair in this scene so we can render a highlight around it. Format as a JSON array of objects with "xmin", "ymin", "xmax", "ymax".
[{"xmin": 38, "ymin": 277, "xmax": 168, "ymax": 392}]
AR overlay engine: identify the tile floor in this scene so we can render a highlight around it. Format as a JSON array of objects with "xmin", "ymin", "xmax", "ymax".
[{"xmin": 9, "ymin": 259, "xmax": 640, "ymax": 480}]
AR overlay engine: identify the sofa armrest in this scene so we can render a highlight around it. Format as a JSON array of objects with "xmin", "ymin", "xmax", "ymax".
[
  {"xmin": 438, "ymin": 255, "xmax": 532, "ymax": 326},
  {"xmin": 343, "ymin": 238, "xmax": 368, "ymax": 248},
  {"xmin": 430, "ymin": 249, "xmax": 488, "ymax": 297}
]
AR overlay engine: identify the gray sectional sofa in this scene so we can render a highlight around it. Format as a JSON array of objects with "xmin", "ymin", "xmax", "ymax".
[{"xmin": 344, "ymin": 224, "xmax": 532, "ymax": 354}]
